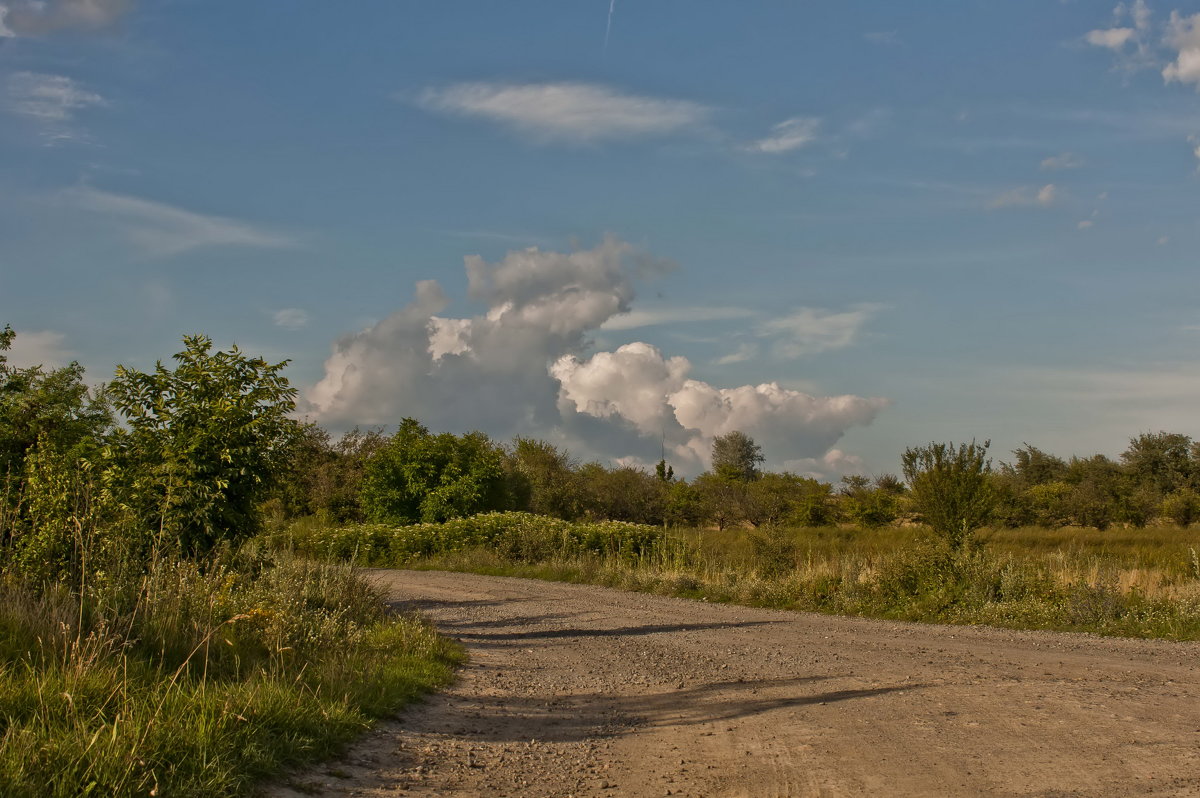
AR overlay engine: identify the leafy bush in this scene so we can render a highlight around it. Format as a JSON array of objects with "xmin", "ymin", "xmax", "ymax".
[{"xmin": 284, "ymin": 511, "xmax": 677, "ymax": 567}]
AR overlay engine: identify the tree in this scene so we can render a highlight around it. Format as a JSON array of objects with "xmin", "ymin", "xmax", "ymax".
[
  {"xmin": 901, "ymin": 440, "xmax": 995, "ymax": 550},
  {"xmin": 1121, "ymin": 432, "xmax": 1194, "ymax": 496},
  {"xmin": 506, "ymin": 437, "xmax": 581, "ymax": 519},
  {"xmin": 577, "ymin": 463, "xmax": 664, "ymax": 525},
  {"xmin": 104, "ymin": 335, "xmax": 297, "ymax": 554},
  {"xmin": 711, "ymin": 431, "xmax": 764, "ymax": 482},
  {"xmin": 837, "ymin": 475, "xmax": 900, "ymax": 528},
  {"xmin": 361, "ymin": 420, "xmax": 509, "ymax": 524},
  {"xmin": 0, "ymin": 325, "xmax": 111, "ymax": 479}
]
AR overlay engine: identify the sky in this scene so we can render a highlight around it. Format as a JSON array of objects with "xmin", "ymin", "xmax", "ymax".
[{"xmin": 3, "ymin": 0, "xmax": 1200, "ymax": 478}]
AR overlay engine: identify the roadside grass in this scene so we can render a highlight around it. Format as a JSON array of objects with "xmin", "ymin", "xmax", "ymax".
[
  {"xmin": 281, "ymin": 514, "xmax": 1200, "ymax": 641},
  {"xmin": 0, "ymin": 547, "xmax": 462, "ymax": 798}
]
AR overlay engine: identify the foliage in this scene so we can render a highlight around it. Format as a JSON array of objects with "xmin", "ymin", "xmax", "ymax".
[
  {"xmin": 837, "ymin": 475, "xmax": 901, "ymax": 528},
  {"xmin": 361, "ymin": 419, "xmax": 509, "ymax": 524},
  {"xmin": 270, "ymin": 425, "xmax": 387, "ymax": 523},
  {"xmin": 0, "ymin": 550, "xmax": 460, "ymax": 798},
  {"xmin": 0, "ymin": 326, "xmax": 110, "ymax": 480},
  {"xmin": 711, "ymin": 430, "xmax": 764, "ymax": 482},
  {"xmin": 746, "ymin": 472, "xmax": 834, "ymax": 527},
  {"xmin": 577, "ymin": 463, "xmax": 664, "ymax": 525},
  {"xmin": 283, "ymin": 511, "xmax": 676, "ymax": 567},
  {"xmin": 505, "ymin": 437, "xmax": 581, "ymax": 519},
  {"xmin": 103, "ymin": 335, "xmax": 297, "ymax": 554},
  {"xmin": 901, "ymin": 440, "xmax": 995, "ymax": 549}
]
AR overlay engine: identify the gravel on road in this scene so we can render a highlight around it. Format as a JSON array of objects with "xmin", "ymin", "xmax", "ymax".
[{"xmin": 266, "ymin": 570, "xmax": 1200, "ymax": 798}]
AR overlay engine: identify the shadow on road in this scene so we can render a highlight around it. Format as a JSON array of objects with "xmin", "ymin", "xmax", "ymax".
[{"xmin": 405, "ymin": 676, "xmax": 925, "ymax": 744}]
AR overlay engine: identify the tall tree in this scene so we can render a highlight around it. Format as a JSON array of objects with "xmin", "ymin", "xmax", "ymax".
[
  {"xmin": 104, "ymin": 335, "xmax": 297, "ymax": 553},
  {"xmin": 711, "ymin": 431, "xmax": 764, "ymax": 482}
]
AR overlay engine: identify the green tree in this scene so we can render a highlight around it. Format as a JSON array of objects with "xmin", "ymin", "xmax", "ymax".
[
  {"xmin": 506, "ymin": 437, "xmax": 581, "ymax": 519},
  {"xmin": 104, "ymin": 335, "xmax": 297, "ymax": 554},
  {"xmin": 1121, "ymin": 432, "xmax": 1194, "ymax": 496},
  {"xmin": 901, "ymin": 440, "xmax": 995, "ymax": 550},
  {"xmin": 361, "ymin": 419, "xmax": 509, "ymax": 524},
  {"xmin": 837, "ymin": 475, "xmax": 900, "ymax": 528},
  {"xmin": 711, "ymin": 431, "xmax": 764, "ymax": 482},
  {"xmin": 0, "ymin": 325, "xmax": 111, "ymax": 479},
  {"xmin": 577, "ymin": 463, "xmax": 664, "ymax": 525},
  {"xmin": 745, "ymin": 472, "xmax": 834, "ymax": 527}
]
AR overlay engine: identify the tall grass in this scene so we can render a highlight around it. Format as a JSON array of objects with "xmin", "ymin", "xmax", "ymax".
[
  {"xmin": 288, "ymin": 515, "xmax": 1200, "ymax": 640},
  {"xmin": 0, "ymin": 546, "xmax": 462, "ymax": 798}
]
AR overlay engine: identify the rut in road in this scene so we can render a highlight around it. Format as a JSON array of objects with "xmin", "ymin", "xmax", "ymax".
[{"xmin": 267, "ymin": 570, "xmax": 1200, "ymax": 798}]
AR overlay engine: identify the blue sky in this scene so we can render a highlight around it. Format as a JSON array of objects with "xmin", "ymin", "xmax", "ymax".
[{"xmin": 3, "ymin": 0, "xmax": 1200, "ymax": 477}]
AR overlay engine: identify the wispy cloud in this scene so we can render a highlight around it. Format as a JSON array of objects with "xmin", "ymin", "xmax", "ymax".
[
  {"xmin": 61, "ymin": 185, "xmax": 296, "ymax": 257},
  {"xmin": 745, "ymin": 116, "xmax": 821, "ymax": 154},
  {"xmin": 1040, "ymin": 152, "xmax": 1084, "ymax": 171},
  {"xmin": 8, "ymin": 73, "xmax": 105, "ymax": 122},
  {"xmin": 988, "ymin": 183, "xmax": 1057, "ymax": 209},
  {"xmin": 417, "ymin": 81, "xmax": 711, "ymax": 144},
  {"xmin": 759, "ymin": 304, "xmax": 882, "ymax": 359},
  {"xmin": 272, "ymin": 308, "xmax": 310, "ymax": 330},
  {"xmin": 0, "ymin": 0, "xmax": 132, "ymax": 36},
  {"xmin": 601, "ymin": 305, "xmax": 757, "ymax": 331}
]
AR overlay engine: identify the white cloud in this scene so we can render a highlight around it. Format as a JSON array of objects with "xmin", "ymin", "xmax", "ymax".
[
  {"xmin": 305, "ymin": 238, "xmax": 887, "ymax": 471},
  {"xmin": 1163, "ymin": 11, "xmax": 1200, "ymax": 87},
  {"xmin": 988, "ymin": 183, "xmax": 1057, "ymax": 209},
  {"xmin": 1085, "ymin": 27, "xmax": 1136, "ymax": 49},
  {"xmin": 600, "ymin": 305, "xmax": 756, "ymax": 331},
  {"xmin": 1085, "ymin": 1, "xmax": 1154, "ymax": 71},
  {"xmin": 418, "ymin": 81, "xmax": 711, "ymax": 143},
  {"xmin": 759, "ymin": 304, "xmax": 881, "ymax": 359},
  {"xmin": 3, "ymin": 329, "xmax": 73, "ymax": 368},
  {"xmin": 745, "ymin": 116, "xmax": 820, "ymax": 154},
  {"xmin": 1040, "ymin": 152, "xmax": 1085, "ymax": 170},
  {"xmin": 272, "ymin": 308, "xmax": 310, "ymax": 330},
  {"xmin": 1077, "ymin": 219, "xmax": 1094, "ymax": 229},
  {"xmin": 7, "ymin": 72, "xmax": 104, "ymax": 122},
  {"xmin": 61, "ymin": 185, "xmax": 295, "ymax": 257},
  {"xmin": 554, "ymin": 342, "xmax": 888, "ymax": 467},
  {"xmin": 0, "ymin": 0, "xmax": 131, "ymax": 35}
]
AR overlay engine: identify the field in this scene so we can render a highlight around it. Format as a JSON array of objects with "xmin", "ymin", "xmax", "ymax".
[{"xmin": 282, "ymin": 514, "xmax": 1200, "ymax": 640}]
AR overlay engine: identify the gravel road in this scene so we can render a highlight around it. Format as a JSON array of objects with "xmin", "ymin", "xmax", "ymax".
[{"xmin": 267, "ymin": 570, "xmax": 1200, "ymax": 797}]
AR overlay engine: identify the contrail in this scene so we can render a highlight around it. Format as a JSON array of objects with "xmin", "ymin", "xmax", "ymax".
[{"xmin": 604, "ymin": 0, "xmax": 616, "ymax": 51}]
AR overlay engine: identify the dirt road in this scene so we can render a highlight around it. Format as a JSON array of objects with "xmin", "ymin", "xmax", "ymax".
[{"xmin": 268, "ymin": 570, "xmax": 1200, "ymax": 797}]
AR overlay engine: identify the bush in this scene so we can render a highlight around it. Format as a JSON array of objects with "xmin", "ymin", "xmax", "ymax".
[{"xmin": 901, "ymin": 440, "xmax": 995, "ymax": 550}]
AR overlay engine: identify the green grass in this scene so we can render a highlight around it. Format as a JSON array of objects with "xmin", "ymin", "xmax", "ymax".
[
  {"xmin": 0, "ymin": 549, "xmax": 463, "ymax": 798},
  {"xmin": 284, "ymin": 515, "xmax": 1200, "ymax": 641}
]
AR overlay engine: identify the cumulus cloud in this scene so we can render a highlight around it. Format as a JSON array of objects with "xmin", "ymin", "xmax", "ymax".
[
  {"xmin": 745, "ymin": 117, "xmax": 821, "ymax": 154},
  {"xmin": 988, "ymin": 183, "xmax": 1057, "ymax": 209},
  {"xmin": 1163, "ymin": 11, "xmax": 1200, "ymax": 87},
  {"xmin": 272, "ymin": 308, "xmax": 310, "ymax": 330},
  {"xmin": 1040, "ymin": 152, "xmax": 1085, "ymax": 171},
  {"xmin": 759, "ymin": 305, "xmax": 881, "ymax": 359},
  {"xmin": 784, "ymin": 449, "xmax": 867, "ymax": 481},
  {"xmin": 417, "ymin": 81, "xmax": 711, "ymax": 143},
  {"xmin": 305, "ymin": 238, "xmax": 887, "ymax": 471},
  {"xmin": 61, "ymin": 185, "xmax": 295, "ymax": 257},
  {"xmin": 3, "ymin": 329, "xmax": 73, "ymax": 368}
]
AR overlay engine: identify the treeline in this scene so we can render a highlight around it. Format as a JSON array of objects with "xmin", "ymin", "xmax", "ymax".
[{"xmin": 269, "ymin": 419, "xmax": 1200, "ymax": 533}]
